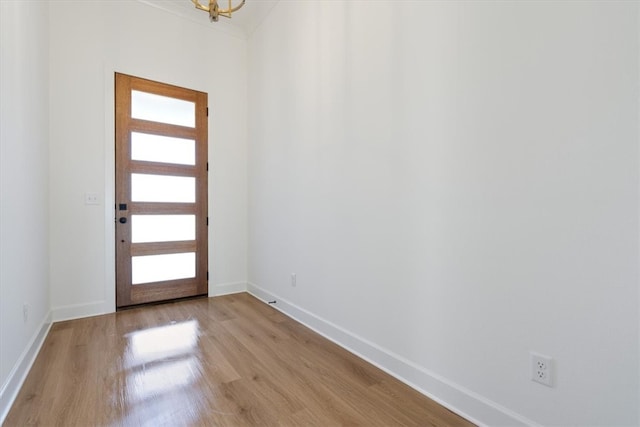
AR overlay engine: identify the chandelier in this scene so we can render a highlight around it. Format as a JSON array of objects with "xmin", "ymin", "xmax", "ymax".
[{"xmin": 192, "ymin": 0, "xmax": 246, "ymax": 22}]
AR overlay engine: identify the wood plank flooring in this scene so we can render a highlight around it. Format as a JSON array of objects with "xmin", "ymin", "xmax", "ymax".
[{"xmin": 4, "ymin": 293, "xmax": 474, "ymax": 426}]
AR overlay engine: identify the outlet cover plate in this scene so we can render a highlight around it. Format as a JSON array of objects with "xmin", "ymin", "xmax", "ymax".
[{"xmin": 531, "ymin": 352, "xmax": 553, "ymax": 387}]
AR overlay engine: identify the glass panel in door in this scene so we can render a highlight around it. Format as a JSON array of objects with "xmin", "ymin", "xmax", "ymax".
[
  {"xmin": 131, "ymin": 132, "xmax": 196, "ymax": 165},
  {"xmin": 132, "ymin": 253, "xmax": 196, "ymax": 285},
  {"xmin": 131, "ymin": 174, "xmax": 196, "ymax": 203},
  {"xmin": 131, "ymin": 90, "xmax": 196, "ymax": 127},
  {"xmin": 131, "ymin": 215, "xmax": 196, "ymax": 243}
]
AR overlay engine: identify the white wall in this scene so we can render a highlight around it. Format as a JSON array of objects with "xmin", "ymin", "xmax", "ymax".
[
  {"xmin": 247, "ymin": 1, "xmax": 639, "ymax": 425},
  {"xmin": 48, "ymin": 0, "xmax": 248, "ymax": 319},
  {"xmin": 0, "ymin": 0, "xmax": 51, "ymax": 418}
]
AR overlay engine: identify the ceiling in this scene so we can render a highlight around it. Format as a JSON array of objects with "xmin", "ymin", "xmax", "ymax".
[{"xmin": 139, "ymin": 0, "xmax": 279, "ymax": 38}]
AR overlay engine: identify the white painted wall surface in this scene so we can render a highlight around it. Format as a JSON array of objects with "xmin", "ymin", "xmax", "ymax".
[
  {"xmin": 48, "ymin": 0, "xmax": 248, "ymax": 317},
  {"xmin": 0, "ymin": 0, "xmax": 51, "ymax": 412},
  {"xmin": 247, "ymin": 1, "xmax": 639, "ymax": 425}
]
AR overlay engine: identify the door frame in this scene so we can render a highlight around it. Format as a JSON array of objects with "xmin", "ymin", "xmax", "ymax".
[{"xmin": 89, "ymin": 66, "xmax": 211, "ymax": 319}]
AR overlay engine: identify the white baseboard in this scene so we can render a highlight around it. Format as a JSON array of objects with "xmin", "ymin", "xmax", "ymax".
[
  {"xmin": 50, "ymin": 283, "xmax": 247, "ymax": 321},
  {"xmin": 0, "ymin": 311, "xmax": 52, "ymax": 424},
  {"xmin": 209, "ymin": 281, "xmax": 247, "ymax": 297},
  {"xmin": 51, "ymin": 300, "xmax": 112, "ymax": 322},
  {"xmin": 247, "ymin": 282, "xmax": 537, "ymax": 427}
]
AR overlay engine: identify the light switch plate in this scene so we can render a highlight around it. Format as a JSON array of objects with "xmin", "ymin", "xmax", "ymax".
[{"xmin": 84, "ymin": 192, "xmax": 99, "ymax": 205}]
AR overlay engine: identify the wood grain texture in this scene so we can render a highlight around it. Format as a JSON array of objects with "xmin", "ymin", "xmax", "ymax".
[
  {"xmin": 4, "ymin": 293, "xmax": 475, "ymax": 427},
  {"xmin": 115, "ymin": 72, "xmax": 208, "ymax": 308}
]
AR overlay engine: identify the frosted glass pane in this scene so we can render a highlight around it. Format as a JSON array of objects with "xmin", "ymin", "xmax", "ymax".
[
  {"xmin": 131, "ymin": 215, "xmax": 195, "ymax": 243},
  {"xmin": 131, "ymin": 132, "xmax": 195, "ymax": 165},
  {"xmin": 131, "ymin": 90, "xmax": 195, "ymax": 127},
  {"xmin": 132, "ymin": 252, "xmax": 195, "ymax": 285},
  {"xmin": 131, "ymin": 174, "xmax": 195, "ymax": 203}
]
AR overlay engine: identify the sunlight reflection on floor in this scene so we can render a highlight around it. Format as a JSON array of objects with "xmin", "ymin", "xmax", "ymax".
[{"xmin": 118, "ymin": 320, "xmax": 204, "ymax": 425}]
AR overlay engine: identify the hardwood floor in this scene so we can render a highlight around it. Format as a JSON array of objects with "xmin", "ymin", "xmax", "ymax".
[{"xmin": 4, "ymin": 293, "xmax": 474, "ymax": 426}]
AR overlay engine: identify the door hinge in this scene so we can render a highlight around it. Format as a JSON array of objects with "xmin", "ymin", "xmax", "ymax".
[
  {"xmin": 206, "ymin": 107, "xmax": 209, "ymax": 117},
  {"xmin": 206, "ymin": 217, "xmax": 209, "ymax": 226},
  {"xmin": 207, "ymin": 271, "xmax": 209, "ymax": 281},
  {"xmin": 206, "ymin": 162, "xmax": 209, "ymax": 171}
]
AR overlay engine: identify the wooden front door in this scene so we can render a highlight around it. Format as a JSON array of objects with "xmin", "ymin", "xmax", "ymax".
[{"xmin": 115, "ymin": 73, "xmax": 208, "ymax": 308}]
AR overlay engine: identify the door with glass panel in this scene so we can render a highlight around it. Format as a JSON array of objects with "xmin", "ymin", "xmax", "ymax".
[{"xmin": 115, "ymin": 73, "xmax": 208, "ymax": 308}]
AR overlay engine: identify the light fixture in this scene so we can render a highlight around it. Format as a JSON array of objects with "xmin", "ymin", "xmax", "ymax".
[{"xmin": 192, "ymin": 0, "xmax": 246, "ymax": 22}]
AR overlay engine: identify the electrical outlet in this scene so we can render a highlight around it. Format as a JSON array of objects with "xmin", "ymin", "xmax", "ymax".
[
  {"xmin": 23, "ymin": 303, "xmax": 29, "ymax": 323},
  {"xmin": 531, "ymin": 352, "xmax": 553, "ymax": 387},
  {"xmin": 291, "ymin": 273, "xmax": 297, "ymax": 287}
]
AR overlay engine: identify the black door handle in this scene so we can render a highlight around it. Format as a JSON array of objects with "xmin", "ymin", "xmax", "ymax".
[{"xmin": 119, "ymin": 217, "xmax": 127, "ymax": 224}]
